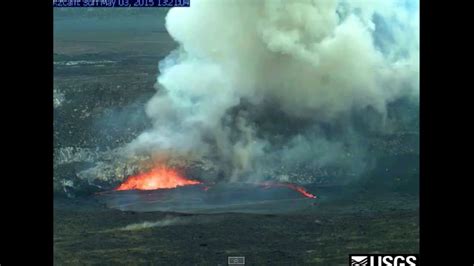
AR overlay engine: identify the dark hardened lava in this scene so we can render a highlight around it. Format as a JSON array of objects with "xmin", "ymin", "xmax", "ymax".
[{"xmin": 97, "ymin": 182, "xmax": 318, "ymax": 214}]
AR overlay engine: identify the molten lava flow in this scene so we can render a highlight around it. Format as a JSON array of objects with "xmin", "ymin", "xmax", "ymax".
[
  {"xmin": 116, "ymin": 167, "xmax": 201, "ymax": 191},
  {"xmin": 261, "ymin": 182, "xmax": 317, "ymax": 199},
  {"xmin": 285, "ymin": 183, "xmax": 317, "ymax": 199}
]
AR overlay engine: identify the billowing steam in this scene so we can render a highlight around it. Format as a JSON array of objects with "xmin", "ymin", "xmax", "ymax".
[{"xmin": 127, "ymin": 0, "xmax": 419, "ymax": 183}]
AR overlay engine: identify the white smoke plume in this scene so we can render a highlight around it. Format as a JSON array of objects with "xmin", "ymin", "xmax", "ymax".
[
  {"xmin": 118, "ymin": 215, "xmax": 219, "ymax": 231},
  {"xmin": 119, "ymin": 217, "xmax": 187, "ymax": 231},
  {"xmin": 127, "ymin": 0, "xmax": 419, "ymax": 182}
]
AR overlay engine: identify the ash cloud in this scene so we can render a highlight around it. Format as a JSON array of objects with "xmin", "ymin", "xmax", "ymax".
[{"xmin": 127, "ymin": 0, "xmax": 419, "ymax": 183}]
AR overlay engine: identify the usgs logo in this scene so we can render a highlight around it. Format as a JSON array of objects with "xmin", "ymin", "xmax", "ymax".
[{"xmin": 350, "ymin": 254, "xmax": 418, "ymax": 266}]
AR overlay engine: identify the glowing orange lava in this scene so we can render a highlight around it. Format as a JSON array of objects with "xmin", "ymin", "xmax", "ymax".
[
  {"xmin": 286, "ymin": 183, "xmax": 317, "ymax": 199},
  {"xmin": 115, "ymin": 167, "xmax": 201, "ymax": 191},
  {"xmin": 261, "ymin": 181, "xmax": 317, "ymax": 199}
]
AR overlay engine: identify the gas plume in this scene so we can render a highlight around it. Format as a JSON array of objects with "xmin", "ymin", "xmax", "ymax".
[{"xmin": 127, "ymin": 0, "xmax": 419, "ymax": 183}]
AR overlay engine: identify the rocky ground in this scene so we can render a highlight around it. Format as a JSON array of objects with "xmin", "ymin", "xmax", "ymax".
[
  {"xmin": 53, "ymin": 10, "xmax": 419, "ymax": 265},
  {"xmin": 54, "ymin": 189, "xmax": 418, "ymax": 265}
]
